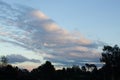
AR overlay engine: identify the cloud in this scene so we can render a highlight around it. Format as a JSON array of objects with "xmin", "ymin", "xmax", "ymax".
[
  {"xmin": 6, "ymin": 54, "xmax": 40, "ymax": 63},
  {"xmin": 0, "ymin": 1, "xmax": 105, "ymax": 66}
]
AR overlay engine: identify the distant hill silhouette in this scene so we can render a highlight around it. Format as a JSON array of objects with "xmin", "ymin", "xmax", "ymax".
[{"xmin": 0, "ymin": 45, "xmax": 120, "ymax": 80}]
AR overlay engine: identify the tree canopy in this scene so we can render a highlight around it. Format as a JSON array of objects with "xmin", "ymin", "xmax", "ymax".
[{"xmin": 100, "ymin": 45, "xmax": 120, "ymax": 67}]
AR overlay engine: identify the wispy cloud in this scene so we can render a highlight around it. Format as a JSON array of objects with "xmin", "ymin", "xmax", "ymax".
[{"xmin": 0, "ymin": 0, "xmax": 105, "ymax": 66}]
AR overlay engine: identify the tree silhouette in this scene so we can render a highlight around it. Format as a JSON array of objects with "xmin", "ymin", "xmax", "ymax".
[
  {"xmin": 85, "ymin": 63, "xmax": 97, "ymax": 72},
  {"xmin": 31, "ymin": 61, "xmax": 55, "ymax": 80},
  {"xmin": 100, "ymin": 45, "xmax": 120, "ymax": 67},
  {"xmin": 0, "ymin": 56, "xmax": 8, "ymax": 66},
  {"xmin": 81, "ymin": 66, "xmax": 86, "ymax": 72},
  {"xmin": 100, "ymin": 45, "xmax": 120, "ymax": 80},
  {"xmin": 85, "ymin": 63, "xmax": 91, "ymax": 71}
]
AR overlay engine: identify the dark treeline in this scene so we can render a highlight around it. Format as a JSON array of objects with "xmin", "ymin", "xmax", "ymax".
[{"xmin": 0, "ymin": 45, "xmax": 120, "ymax": 80}]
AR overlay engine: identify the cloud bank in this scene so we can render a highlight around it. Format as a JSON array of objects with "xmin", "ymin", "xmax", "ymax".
[
  {"xmin": 0, "ymin": 0, "xmax": 104, "ymax": 66},
  {"xmin": 6, "ymin": 54, "xmax": 40, "ymax": 63}
]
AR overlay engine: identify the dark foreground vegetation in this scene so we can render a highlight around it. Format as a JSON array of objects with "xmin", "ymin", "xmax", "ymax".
[{"xmin": 0, "ymin": 45, "xmax": 120, "ymax": 80}]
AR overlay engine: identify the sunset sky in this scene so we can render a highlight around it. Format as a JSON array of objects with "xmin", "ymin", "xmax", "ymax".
[{"xmin": 0, "ymin": 0, "xmax": 120, "ymax": 70}]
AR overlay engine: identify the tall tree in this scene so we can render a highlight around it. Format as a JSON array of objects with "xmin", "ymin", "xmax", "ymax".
[
  {"xmin": 100, "ymin": 45, "xmax": 120, "ymax": 67},
  {"xmin": 100, "ymin": 45, "xmax": 120, "ymax": 80}
]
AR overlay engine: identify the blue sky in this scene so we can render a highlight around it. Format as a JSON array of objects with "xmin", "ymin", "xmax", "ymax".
[
  {"xmin": 0, "ymin": 0, "xmax": 120, "ymax": 70},
  {"xmin": 5, "ymin": 0, "xmax": 120, "ymax": 44}
]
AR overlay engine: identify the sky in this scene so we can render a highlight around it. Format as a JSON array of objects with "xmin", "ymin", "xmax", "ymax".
[{"xmin": 0, "ymin": 0, "xmax": 120, "ymax": 70}]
